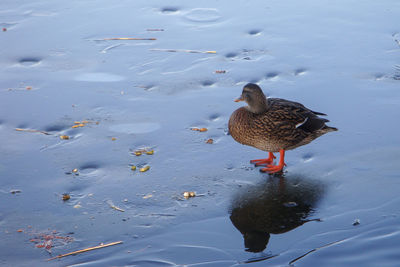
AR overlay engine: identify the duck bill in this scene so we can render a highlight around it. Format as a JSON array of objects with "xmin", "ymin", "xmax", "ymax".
[{"xmin": 234, "ymin": 96, "xmax": 244, "ymax": 102}]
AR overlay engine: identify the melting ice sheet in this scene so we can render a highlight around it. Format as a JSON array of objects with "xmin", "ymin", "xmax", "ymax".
[{"xmin": 1, "ymin": 0, "xmax": 400, "ymax": 266}]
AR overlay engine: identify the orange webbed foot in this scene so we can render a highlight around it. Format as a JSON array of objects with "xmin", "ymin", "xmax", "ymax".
[
  {"xmin": 259, "ymin": 149, "xmax": 286, "ymax": 174},
  {"xmin": 250, "ymin": 152, "xmax": 276, "ymax": 166},
  {"xmin": 260, "ymin": 163, "xmax": 286, "ymax": 174}
]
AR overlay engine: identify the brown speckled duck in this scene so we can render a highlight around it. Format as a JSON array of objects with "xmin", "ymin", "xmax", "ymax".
[{"xmin": 228, "ymin": 83, "xmax": 337, "ymax": 174}]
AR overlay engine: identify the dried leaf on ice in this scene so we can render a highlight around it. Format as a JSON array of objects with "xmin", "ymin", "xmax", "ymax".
[
  {"xmin": 183, "ymin": 191, "xmax": 196, "ymax": 199},
  {"xmin": 140, "ymin": 166, "xmax": 150, "ymax": 172}
]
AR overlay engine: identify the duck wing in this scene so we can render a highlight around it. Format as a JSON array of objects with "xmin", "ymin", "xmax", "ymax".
[
  {"xmin": 269, "ymin": 98, "xmax": 327, "ymax": 116},
  {"xmin": 268, "ymin": 98, "xmax": 329, "ymax": 133}
]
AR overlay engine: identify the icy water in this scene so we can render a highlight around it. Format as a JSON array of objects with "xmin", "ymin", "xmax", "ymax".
[{"xmin": 1, "ymin": 0, "xmax": 400, "ymax": 266}]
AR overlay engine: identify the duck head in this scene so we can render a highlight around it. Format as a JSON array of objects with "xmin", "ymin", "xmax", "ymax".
[{"xmin": 235, "ymin": 83, "xmax": 268, "ymax": 114}]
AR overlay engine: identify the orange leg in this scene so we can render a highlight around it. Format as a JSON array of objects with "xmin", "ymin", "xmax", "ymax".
[
  {"xmin": 250, "ymin": 152, "xmax": 276, "ymax": 166},
  {"xmin": 260, "ymin": 149, "xmax": 286, "ymax": 174}
]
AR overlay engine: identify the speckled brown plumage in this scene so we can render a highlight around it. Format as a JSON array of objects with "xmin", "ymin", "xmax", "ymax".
[{"xmin": 228, "ymin": 83, "xmax": 337, "ymax": 173}]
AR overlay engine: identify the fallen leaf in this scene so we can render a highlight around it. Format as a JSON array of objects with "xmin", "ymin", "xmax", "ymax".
[
  {"xmin": 183, "ymin": 191, "xmax": 196, "ymax": 199},
  {"xmin": 140, "ymin": 166, "xmax": 150, "ymax": 172},
  {"xmin": 145, "ymin": 150, "xmax": 154, "ymax": 155}
]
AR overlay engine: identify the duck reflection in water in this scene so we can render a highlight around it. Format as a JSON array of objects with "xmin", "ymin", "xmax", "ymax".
[{"xmin": 229, "ymin": 174, "xmax": 325, "ymax": 253}]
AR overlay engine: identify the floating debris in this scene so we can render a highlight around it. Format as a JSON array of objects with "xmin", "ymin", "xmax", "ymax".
[
  {"xmin": 111, "ymin": 137, "xmax": 117, "ymax": 141},
  {"xmin": 140, "ymin": 166, "xmax": 150, "ymax": 172},
  {"xmin": 47, "ymin": 241, "xmax": 122, "ymax": 261},
  {"xmin": 22, "ymin": 228, "xmax": 75, "ymax": 253},
  {"xmin": 73, "ymin": 204, "xmax": 81, "ymax": 209},
  {"xmin": 205, "ymin": 138, "xmax": 214, "ymax": 144},
  {"xmin": 62, "ymin": 194, "xmax": 70, "ymax": 201},
  {"xmin": 353, "ymin": 219, "xmax": 360, "ymax": 226},
  {"xmin": 10, "ymin": 189, "xmax": 22, "ymax": 194},
  {"xmin": 191, "ymin": 127, "xmax": 208, "ymax": 132},
  {"xmin": 59, "ymin": 135, "xmax": 70, "ymax": 140},
  {"xmin": 130, "ymin": 165, "xmax": 137, "ymax": 171},
  {"xmin": 26, "ymin": 86, "xmax": 32, "ymax": 90},
  {"xmin": 2, "ymin": 28, "xmax": 7, "ymax": 32},
  {"xmin": 215, "ymin": 70, "xmax": 226, "ymax": 74},
  {"xmin": 17, "ymin": 229, "xmax": 23, "ymax": 233},
  {"xmin": 183, "ymin": 191, "xmax": 196, "ymax": 199},
  {"xmin": 132, "ymin": 148, "xmax": 155, "ymax": 156},
  {"xmin": 71, "ymin": 120, "xmax": 97, "ymax": 129},
  {"xmin": 143, "ymin": 194, "xmax": 153, "ymax": 199},
  {"xmin": 145, "ymin": 149, "xmax": 154, "ymax": 155},
  {"xmin": 150, "ymin": 48, "xmax": 216, "ymax": 54},
  {"xmin": 72, "ymin": 168, "xmax": 78, "ymax": 173},
  {"xmin": 107, "ymin": 200, "xmax": 125, "ymax": 212}
]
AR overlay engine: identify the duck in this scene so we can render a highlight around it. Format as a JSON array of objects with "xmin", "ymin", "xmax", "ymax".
[{"xmin": 228, "ymin": 83, "xmax": 337, "ymax": 174}]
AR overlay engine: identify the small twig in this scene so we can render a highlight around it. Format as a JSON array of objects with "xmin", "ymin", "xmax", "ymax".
[
  {"xmin": 289, "ymin": 238, "xmax": 346, "ymax": 265},
  {"xmin": 106, "ymin": 200, "xmax": 125, "ymax": 212},
  {"xmin": 47, "ymin": 241, "xmax": 123, "ymax": 261},
  {"xmin": 103, "ymin": 38, "xmax": 156, "ymax": 40},
  {"xmin": 110, "ymin": 205, "xmax": 125, "ymax": 212},
  {"xmin": 15, "ymin": 128, "xmax": 51, "ymax": 135}
]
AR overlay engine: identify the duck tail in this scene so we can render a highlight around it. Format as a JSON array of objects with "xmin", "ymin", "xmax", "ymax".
[
  {"xmin": 311, "ymin": 110, "xmax": 327, "ymax": 116},
  {"xmin": 323, "ymin": 125, "xmax": 338, "ymax": 132}
]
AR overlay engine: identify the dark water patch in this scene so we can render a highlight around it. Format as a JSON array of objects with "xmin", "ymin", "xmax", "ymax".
[
  {"xmin": 80, "ymin": 162, "xmax": 101, "ymax": 170},
  {"xmin": 18, "ymin": 57, "xmax": 42, "ymax": 66},
  {"xmin": 160, "ymin": 7, "xmax": 179, "ymax": 14},
  {"xmin": 374, "ymin": 73, "xmax": 385, "ymax": 80},
  {"xmin": 201, "ymin": 80, "xmax": 215, "ymax": 87},
  {"xmin": 43, "ymin": 123, "xmax": 70, "ymax": 132},
  {"xmin": 248, "ymin": 29, "xmax": 262, "ymax": 35},
  {"xmin": 225, "ymin": 52, "xmax": 238, "ymax": 58},
  {"xmin": 265, "ymin": 72, "xmax": 279, "ymax": 79},
  {"xmin": 294, "ymin": 68, "xmax": 307, "ymax": 76},
  {"xmin": 208, "ymin": 113, "xmax": 221, "ymax": 121},
  {"xmin": 302, "ymin": 153, "xmax": 314, "ymax": 162}
]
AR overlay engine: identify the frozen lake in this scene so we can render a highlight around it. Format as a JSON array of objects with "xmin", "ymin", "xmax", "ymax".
[{"xmin": 1, "ymin": 0, "xmax": 400, "ymax": 266}]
